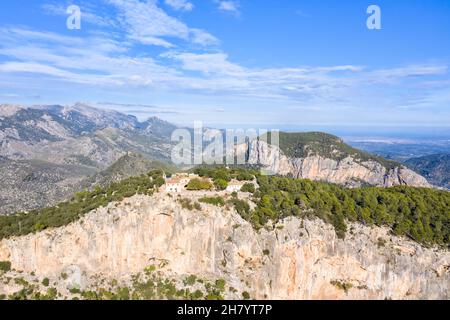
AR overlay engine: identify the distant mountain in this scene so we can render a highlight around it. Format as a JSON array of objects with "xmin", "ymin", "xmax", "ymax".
[
  {"xmin": 405, "ymin": 154, "xmax": 450, "ymax": 189},
  {"xmin": 0, "ymin": 152, "xmax": 173, "ymax": 215},
  {"xmin": 245, "ymin": 132, "xmax": 431, "ymax": 188},
  {"xmin": 0, "ymin": 157, "xmax": 96, "ymax": 215},
  {"xmin": 0, "ymin": 103, "xmax": 176, "ymax": 167},
  {"xmin": 0, "ymin": 102, "xmax": 180, "ymax": 214},
  {"xmin": 83, "ymin": 152, "xmax": 175, "ymax": 188},
  {"xmin": 0, "ymin": 103, "xmax": 435, "ymax": 215},
  {"xmin": 276, "ymin": 132, "xmax": 399, "ymax": 169}
]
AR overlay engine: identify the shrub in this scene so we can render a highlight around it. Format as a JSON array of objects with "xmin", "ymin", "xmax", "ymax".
[
  {"xmin": 241, "ymin": 183, "xmax": 255, "ymax": 193},
  {"xmin": 331, "ymin": 280, "xmax": 353, "ymax": 294},
  {"xmin": 186, "ymin": 178, "xmax": 213, "ymax": 191},
  {"xmin": 199, "ymin": 196, "xmax": 226, "ymax": 207},
  {"xmin": 42, "ymin": 278, "xmax": 50, "ymax": 287},
  {"xmin": 0, "ymin": 261, "xmax": 11, "ymax": 272},
  {"xmin": 192, "ymin": 290, "xmax": 204, "ymax": 300},
  {"xmin": 242, "ymin": 291, "xmax": 250, "ymax": 300},
  {"xmin": 228, "ymin": 199, "xmax": 250, "ymax": 217},
  {"xmin": 215, "ymin": 279, "xmax": 226, "ymax": 291},
  {"xmin": 184, "ymin": 275, "xmax": 197, "ymax": 286},
  {"xmin": 179, "ymin": 199, "xmax": 201, "ymax": 211},
  {"xmin": 214, "ymin": 179, "xmax": 228, "ymax": 191}
]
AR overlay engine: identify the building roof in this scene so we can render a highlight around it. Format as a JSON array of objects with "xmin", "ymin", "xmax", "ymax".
[{"xmin": 166, "ymin": 177, "xmax": 184, "ymax": 184}]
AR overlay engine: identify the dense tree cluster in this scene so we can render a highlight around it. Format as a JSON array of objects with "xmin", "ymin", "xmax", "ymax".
[
  {"xmin": 186, "ymin": 178, "xmax": 213, "ymax": 191},
  {"xmin": 193, "ymin": 166, "xmax": 257, "ymax": 191},
  {"xmin": 0, "ymin": 170, "xmax": 165, "ymax": 240},
  {"xmin": 0, "ymin": 166, "xmax": 448, "ymax": 249},
  {"xmin": 194, "ymin": 167, "xmax": 257, "ymax": 182},
  {"xmin": 263, "ymin": 132, "xmax": 399, "ymax": 170},
  {"xmin": 251, "ymin": 175, "xmax": 449, "ymax": 246}
]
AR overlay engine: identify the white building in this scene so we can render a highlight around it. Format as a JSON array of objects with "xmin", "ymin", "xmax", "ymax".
[
  {"xmin": 164, "ymin": 177, "xmax": 185, "ymax": 193},
  {"xmin": 226, "ymin": 180, "xmax": 246, "ymax": 193}
]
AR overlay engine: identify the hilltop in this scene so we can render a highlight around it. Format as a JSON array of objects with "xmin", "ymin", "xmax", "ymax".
[{"xmin": 0, "ymin": 167, "xmax": 448, "ymax": 300}]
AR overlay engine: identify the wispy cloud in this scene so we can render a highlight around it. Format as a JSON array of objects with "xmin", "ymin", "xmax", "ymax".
[
  {"xmin": 0, "ymin": 1, "xmax": 449, "ymax": 126},
  {"xmin": 164, "ymin": 0, "xmax": 194, "ymax": 11},
  {"xmin": 216, "ymin": 1, "xmax": 240, "ymax": 16},
  {"xmin": 1, "ymin": 26, "xmax": 447, "ymax": 108},
  {"xmin": 107, "ymin": 0, "xmax": 217, "ymax": 47},
  {"xmin": 97, "ymin": 101, "xmax": 182, "ymax": 114}
]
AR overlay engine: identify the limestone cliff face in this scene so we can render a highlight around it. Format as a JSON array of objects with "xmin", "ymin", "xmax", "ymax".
[
  {"xmin": 0, "ymin": 193, "xmax": 448, "ymax": 300},
  {"xmin": 245, "ymin": 140, "xmax": 431, "ymax": 188}
]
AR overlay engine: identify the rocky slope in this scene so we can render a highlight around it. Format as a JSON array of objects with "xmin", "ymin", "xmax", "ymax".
[
  {"xmin": 0, "ymin": 192, "xmax": 448, "ymax": 300},
  {"xmin": 0, "ymin": 153, "xmax": 172, "ymax": 215},
  {"xmin": 0, "ymin": 103, "xmax": 177, "ymax": 214},
  {"xmin": 0, "ymin": 103, "xmax": 175, "ymax": 165},
  {"xmin": 0, "ymin": 158, "xmax": 96, "ymax": 215},
  {"xmin": 244, "ymin": 139, "xmax": 431, "ymax": 188},
  {"xmin": 405, "ymin": 154, "xmax": 450, "ymax": 189}
]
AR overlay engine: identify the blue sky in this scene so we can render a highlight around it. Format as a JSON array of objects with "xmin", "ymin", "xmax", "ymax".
[{"xmin": 0, "ymin": 0, "xmax": 449, "ymax": 131}]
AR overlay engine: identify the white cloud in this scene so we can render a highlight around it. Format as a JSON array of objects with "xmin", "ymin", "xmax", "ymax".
[
  {"xmin": 0, "ymin": 26, "xmax": 448, "ymax": 118},
  {"xmin": 107, "ymin": 0, "xmax": 216, "ymax": 48},
  {"xmin": 190, "ymin": 29, "xmax": 220, "ymax": 46},
  {"xmin": 164, "ymin": 52, "xmax": 243, "ymax": 75},
  {"xmin": 217, "ymin": 1, "xmax": 240, "ymax": 15},
  {"xmin": 165, "ymin": 0, "xmax": 194, "ymax": 11}
]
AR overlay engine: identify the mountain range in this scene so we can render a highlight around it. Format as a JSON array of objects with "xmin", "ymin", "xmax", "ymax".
[
  {"xmin": 0, "ymin": 103, "xmax": 177, "ymax": 214},
  {"xmin": 0, "ymin": 103, "xmax": 449, "ymax": 300},
  {"xmin": 0, "ymin": 102, "xmax": 442, "ymax": 214}
]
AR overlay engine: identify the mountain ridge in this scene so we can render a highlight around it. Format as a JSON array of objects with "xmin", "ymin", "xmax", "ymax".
[
  {"xmin": 0, "ymin": 102, "xmax": 435, "ymax": 215},
  {"xmin": 405, "ymin": 153, "xmax": 450, "ymax": 189}
]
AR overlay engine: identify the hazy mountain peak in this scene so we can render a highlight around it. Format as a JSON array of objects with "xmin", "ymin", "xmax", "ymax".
[{"xmin": 0, "ymin": 104, "xmax": 24, "ymax": 117}]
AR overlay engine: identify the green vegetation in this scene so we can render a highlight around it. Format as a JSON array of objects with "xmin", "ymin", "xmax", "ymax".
[
  {"xmin": 186, "ymin": 178, "xmax": 213, "ymax": 191},
  {"xmin": 194, "ymin": 166, "xmax": 257, "ymax": 182},
  {"xmin": 251, "ymin": 175, "xmax": 450, "ymax": 246},
  {"xmin": 0, "ymin": 261, "xmax": 11, "ymax": 272},
  {"xmin": 178, "ymin": 198, "xmax": 202, "ymax": 211},
  {"xmin": 199, "ymin": 167, "xmax": 450, "ymax": 247},
  {"xmin": 0, "ymin": 165, "xmax": 448, "ymax": 250},
  {"xmin": 263, "ymin": 132, "xmax": 400, "ymax": 170},
  {"xmin": 199, "ymin": 196, "xmax": 226, "ymax": 207},
  {"xmin": 242, "ymin": 291, "xmax": 251, "ymax": 300},
  {"xmin": 227, "ymin": 198, "xmax": 250, "ymax": 217},
  {"xmin": 42, "ymin": 278, "xmax": 50, "ymax": 287},
  {"xmin": 214, "ymin": 179, "xmax": 228, "ymax": 191},
  {"xmin": 78, "ymin": 269, "xmax": 227, "ymax": 301},
  {"xmin": 331, "ymin": 280, "xmax": 353, "ymax": 294},
  {"xmin": 241, "ymin": 183, "xmax": 256, "ymax": 193},
  {"xmin": 1, "ymin": 275, "xmax": 59, "ymax": 300},
  {"xmin": 0, "ymin": 170, "xmax": 165, "ymax": 240}
]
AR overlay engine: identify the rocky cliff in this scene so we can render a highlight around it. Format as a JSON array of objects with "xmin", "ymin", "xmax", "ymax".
[
  {"xmin": 1, "ymin": 192, "xmax": 448, "ymax": 300},
  {"xmin": 245, "ymin": 140, "xmax": 431, "ymax": 188}
]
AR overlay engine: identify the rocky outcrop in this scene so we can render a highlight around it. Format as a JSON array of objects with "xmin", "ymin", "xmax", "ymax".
[
  {"xmin": 245, "ymin": 140, "xmax": 431, "ymax": 188},
  {"xmin": 1, "ymin": 193, "xmax": 448, "ymax": 300}
]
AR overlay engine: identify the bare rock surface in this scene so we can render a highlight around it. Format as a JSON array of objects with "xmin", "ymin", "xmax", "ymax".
[{"xmin": 1, "ymin": 192, "xmax": 448, "ymax": 300}]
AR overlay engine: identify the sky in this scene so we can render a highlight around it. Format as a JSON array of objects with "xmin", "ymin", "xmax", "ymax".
[{"xmin": 0, "ymin": 0, "xmax": 449, "ymax": 133}]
